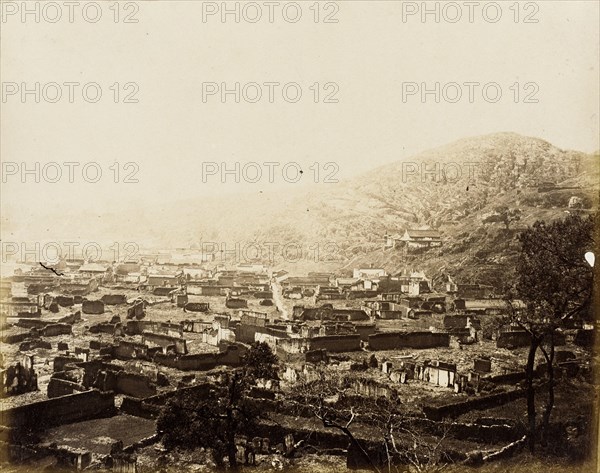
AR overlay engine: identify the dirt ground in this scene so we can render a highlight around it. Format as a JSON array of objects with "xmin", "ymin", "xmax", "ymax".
[{"xmin": 40, "ymin": 414, "xmax": 156, "ymax": 455}]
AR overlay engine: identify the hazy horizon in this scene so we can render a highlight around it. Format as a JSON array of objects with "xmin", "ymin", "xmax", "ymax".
[{"xmin": 2, "ymin": 1, "xmax": 599, "ymax": 220}]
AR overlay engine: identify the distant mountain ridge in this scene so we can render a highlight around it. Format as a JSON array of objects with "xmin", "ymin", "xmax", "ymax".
[{"xmin": 5, "ymin": 133, "xmax": 599, "ymax": 287}]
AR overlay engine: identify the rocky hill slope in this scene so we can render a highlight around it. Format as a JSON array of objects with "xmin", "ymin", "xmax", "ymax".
[{"xmin": 7, "ymin": 133, "xmax": 598, "ymax": 288}]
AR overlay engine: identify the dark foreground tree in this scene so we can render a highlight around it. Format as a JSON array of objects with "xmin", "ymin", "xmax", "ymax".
[
  {"xmin": 157, "ymin": 372, "xmax": 258, "ymax": 470},
  {"xmin": 156, "ymin": 343, "xmax": 279, "ymax": 470},
  {"xmin": 242, "ymin": 341, "xmax": 279, "ymax": 380},
  {"xmin": 512, "ymin": 213, "xmax": 596, "ymax": 452}
]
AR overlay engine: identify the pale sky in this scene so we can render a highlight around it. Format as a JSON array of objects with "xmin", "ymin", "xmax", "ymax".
[{"xmin": 1, "ymin": 0, "xmax": 599, "ymax": 220}]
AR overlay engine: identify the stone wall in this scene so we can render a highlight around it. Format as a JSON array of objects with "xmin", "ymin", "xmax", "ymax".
[
  {"xmin": 101, "ymin": 294, "xmax": 127, "ymax": 305},
  {"xmin": 40, "ymin": 323, "xmax": 72, "ymax": 337},
  {"xmin": 184, "ymin": 302, "xmax": 210, "ymax": 312},
  {"xmin": 115, "ymin": 371, "xmax": 157, "ymax": 399},
  {"xmin": 56, "ymin": 311, "xmax": 82, "ymax": 324},
  {"xmin": 422, "ymin": 389, "xmax": 526, "ymax": 421},
  {"xmin": 127, "ymin": 301, "xmax": 145, "ymax": 320},
  {"xmin": 368, "ymin": 331, "xmax": 450, "ymax": 350},
  {"xmin": 237, "ymin": 324, "xmax": 261, "ymax": 344},
  {"xmin": 142, "ymin": 332, "xmax": 187, "ymax": 355},
  {"xmin": 89, "ymin": 322, "xmax": 121, "ymax": 335},
  {"xmin": 47, "ymin": 378, "xmax": 87, "ymax": 398},
  {"xmin": 0, "ymin": 390, "xmax": 116, "ymax": 432},
  {"xmin": 115, "ymin": 341, "xmax": 150, "ymax": 360},
  {"xmin": 82, "ymin": 300, "xmax": 105, "ymax": 314},
  {"xmin": 496, "ymin": 331, "xmax": 531, "ymax": 349},
  {"xmin": 55, "ymin": 296, "xmax": 75, "ymax": 307},
  {"xmin": 54, "ymin": 355, "xmax": 81, "ymax": 371},
  {"xmin": 354, "ymin": 324, "xmax": 376, "ymax": 341},
  {"xmin": 153, "ymin": 345, "xmax": 242, "ymax": 371},
  {"xmin": 309, "ymin": 335, "xmax": 361, "ymax": 352}
]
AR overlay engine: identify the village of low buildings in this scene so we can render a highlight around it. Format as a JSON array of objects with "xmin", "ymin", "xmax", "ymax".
[{"xmin": 0, "ymin": 233, "xmax": 595, "ymax": 472}]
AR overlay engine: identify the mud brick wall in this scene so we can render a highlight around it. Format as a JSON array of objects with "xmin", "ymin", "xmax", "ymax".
[
  {"xmin": 101, "ymin": 294, "xmax": 127, "ymax": 305},
  {"xmin": 115, "ymin": 341, "xmax": 150, "ymax": 360},
  {"xmin": 367, "ymin": 333, "xmax": 400, "ymax": 350},
  {"xmin": 0, "ymin": 390, "xmax": 116, "ymax": 432},
  {"xmin": 354, "ymin": 324, "xmax": 377, "ymax": 341},
  {"xmin": 55, "ymin": 296, "xmax": 75, "ymax": 307},
  {"xmin": 184, "ymin": 302, "xmax": 210, "ymax": 312},
  {"xmin": 145, "ymin": 321, "xmax": 183, "ymax": 338},
  {"xmin": 474, "ymin": 358, "xmax": 492, "ymax": 373},
  {"xmin": 80, "ymin": 360, "xmax": 121, "ymax": 387},
  {"xmin": 56, "ymin": 311, "xmax": 81, "ymax": 324},
  {"xmin": 82, "ymin": 300, "xmax": 105, "ymax": 314},
  {"xmin": 153, "ymin": 287, "xmax": 174, "ymax": 296},
  {"xmin": 176, "ymin": 294, "xmax": 189, "ymax": 307},
  {"xmin": 496, "ymin": 331, "xmax": 531, "ymax": 349},
  {"xmin": 47, "ymin": 378, "xmax": 87, "ymax": 398},
  {"xmin": 368, "ymin": 331, "xmax": 449, "ymax": 350},
  {"xmin": 125, "ymin": 320, "xmax": 144, "ymax": 335},
  {"xmin": 422, "ymin": 389, "xmax": 526, "ymax": 421},
  {"xmin": 409, "ymin": 417, "xmax": 524, "ymax": 444},
  {"xmin": 152, "ymin": 353, "xmax": 180, "ymax": 368},
  {"xmin": 252, "ymin": 418, "xmax": 379, "ymax": 452},
  {"xmin": 54, "ymin": 356, "xmax": 82, "ymax": 372},
  {"xmin": 153, "ymin": 345, "xmax": 242, "ymax": 371},
  {"xmin": 20, "ymin": 339, "xmax": 52, "ymax": 351},
  {"xmin": 226, "ymin": 298, "xmax": 247, "ymax": 309},
  {"xmin": 1, "ymin": 332, "xmax": 30, "ymax": 344},
  {"xmin": 305, "ymin": 349, "xmax": 328, "ymax": 363},
  {"xmin": 155, "ymin": 383, "xmax": 213, "ymax": 404},
  {"xmin": 89, "ymin": 323, "xmax": 120, "ymax": 335},
  {"xmin": 126, "ymin": 320, "xmax": 182, "ymax": 337},
  {"xmin": 99, "ymin": 346, "xmax": 116, "ymax": 357},
  {"xmin": 217, "ymin": 345, "xmax": 243, "ymax": 365},
  {"xmin": 277, "ymin": 338, "xmax": 310, "ymax": 354},
  {"xmin": 484, "ymin": 371, "xmax": 526, "ymax": 384},
  {"xmin": 276, "ymin": 347, "xmax": 306, "ymax": 362},
  {"xmin": 334, "ymin": 309, "xmax": 369, "ymax": 321},
  {"xmin": 177, "ymin": 354, "xmax": 221, "ymax": 371},
  {"xmin": 16, "ymin": 319, "xmax": 48, "ymax": 329},
  {"xmin": 237, "ymin": 324, "xmax": 261, "ymax": 344},
  {"xmin": 272, "ymin": 348, "xmax": 328, "ymax": 364},
  {"xmin": 115, "ymin": 372, "xmax": 157, "ymax": 399},
  {"xmin": 196, "ymin": 286, "xmax": 224, "ymax": 296},
  {"xmin": 349, "ymin": 378, "xmax": 396, "ymax": 398},
  {"xmin": 309, "ymin": 335, "xmax": 361, "ymax": 352},
  {"xmin": 41, "ymin": 324, "xmax": 72, "ymax": 337},
  {"xmin": 444, "ymin": 314, "xmax": 472, "ymax": 330},
  {"xmin": 142, "ymin": 332, "xmax": 187, "ymax": 355},
  {"xmin": 120, "ymin": 396, "xmax": 157, "ymax": 419},
  {"xmin": 398, "ymin": 331, "xmax": 449, "ymax": 348},
  {"xmin": 127, "ymin": 302, "xmax": 145, "ymax": 319}
]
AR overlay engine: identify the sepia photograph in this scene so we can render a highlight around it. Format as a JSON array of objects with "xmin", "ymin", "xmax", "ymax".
[{"xmin": 0, "ymin": 1, "xmax": 599, "ymax": 472}]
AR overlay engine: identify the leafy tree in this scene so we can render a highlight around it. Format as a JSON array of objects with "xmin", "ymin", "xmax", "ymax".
[
  {"xmin": 242, "ymin": 341, "xmax": 279, "ymax": 380},
  {"xmin": 156, "ymin": 342, "xmax": 279, "ymax": 470},
  {"xmin": 512, "ymin": 213, "xmax": 595, "ymax": 451},
  {"xmin": 157, "ymin": 372, "xmax": 258, "ymax": 470}
]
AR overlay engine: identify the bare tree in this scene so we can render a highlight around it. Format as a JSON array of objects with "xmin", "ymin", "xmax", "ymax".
[{"xmin": 288, "ymin": 366, "xmax": 452, "ymax": 473}]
